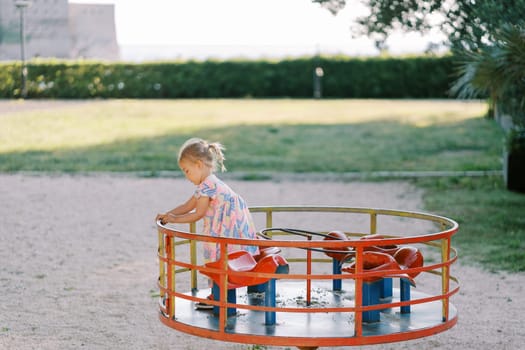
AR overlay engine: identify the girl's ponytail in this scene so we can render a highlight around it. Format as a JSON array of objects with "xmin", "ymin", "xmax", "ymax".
[{"xmin": 208, "ymin": 142, "xmax": 226, "ymax": 172}]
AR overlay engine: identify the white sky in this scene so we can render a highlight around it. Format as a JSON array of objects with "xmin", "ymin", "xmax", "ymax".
[{"xmin": 70, "ymin": 0, "xmax": 446, "ymax": 60}]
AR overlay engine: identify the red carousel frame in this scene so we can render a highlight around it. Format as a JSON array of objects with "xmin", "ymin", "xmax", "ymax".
[{"xmin": 157, "ymin": 206, "xmax": 459, "ymax": 350}]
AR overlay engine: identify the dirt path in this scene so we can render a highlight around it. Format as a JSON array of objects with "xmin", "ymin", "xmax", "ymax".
[{"xmin": 0, "ymin": 174, "xmax": 523, "ymax": 350}]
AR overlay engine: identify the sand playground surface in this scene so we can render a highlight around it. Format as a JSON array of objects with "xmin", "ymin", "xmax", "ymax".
[{"xmin": 1, "ymin": 173, "xmax": 524, "ymax": 350}]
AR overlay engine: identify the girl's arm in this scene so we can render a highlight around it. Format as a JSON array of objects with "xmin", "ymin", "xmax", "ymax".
[
  {"xmin": 167, "ymin": 195, "xmax": 197, "ymax": 216},
  {"xmin": 167, "ymin": 196, "xmax": 210, "ymax": 224},
  {"xmin": 156, "ymin": 195, "xmax": 196, "ymax": 224},
  {"xmin": 156, "ymin": 195, "xmax": 210, "ymax": 224}
]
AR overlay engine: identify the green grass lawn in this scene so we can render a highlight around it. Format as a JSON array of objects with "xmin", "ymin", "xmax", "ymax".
[
  {"xmin": 0, "ymin": 99, "xmax": 499, "ymax": 172},
  {"xmin": 1, "ymin": 98, "xmax": 523, "ymax": 272},
  {"xmin": 419, "ymin": 176, "xmax": 525, "ymax": 272}
]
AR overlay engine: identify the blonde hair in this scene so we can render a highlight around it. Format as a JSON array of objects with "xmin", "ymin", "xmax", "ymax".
[{"xmin": 177, "ymin": 138, "xmax": 226, "ymax": 172}]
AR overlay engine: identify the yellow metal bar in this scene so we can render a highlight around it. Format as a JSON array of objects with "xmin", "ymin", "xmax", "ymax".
[
  {"xmin": 306, "ymin": 235, "xmax": 312, "ymax": 305},
  {"xmin": 370, "ymin": 213, "xmax": 377, "ymax": 235},
  {"xmin": 354, "ymin": 246, "xmax": 363, "ymax": 337},
  {"xmin": 265, "ymin": 209, "xmax": 273, "ymax": 232},
  {"xmin": 189, "ymin": 222, "xmax": 198, "ymax": 291},
  {"xmin": 441, "ymin": 234, "xmax": 450, "ymax": 322},
  {"xmin": 174, "ymin": 239, "xmax": 191, "ymax": 246},
  {"xmin": 158, "ymin": 230, "xmax": 165, "ymax": 299},
  {"xmin": 164, "ymin": 235, "xmax": 174, "ymax": 318},
  {"xmin": 250, "ymin": 205, "xmax": 456, "ymax": 228},
  {"xmin": 169, "ymin": 235, "xmax": 176, "ymax": 317}
]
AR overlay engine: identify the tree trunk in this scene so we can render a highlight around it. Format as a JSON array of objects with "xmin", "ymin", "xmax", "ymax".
[{"xmin": 503, "ymin": 148, "xmax": 525, "ymax": 193}]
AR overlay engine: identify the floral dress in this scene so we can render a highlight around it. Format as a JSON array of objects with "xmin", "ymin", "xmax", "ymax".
[{"xmin": 195, "ymin": 174, "xmax": 258, "ymax": 262}]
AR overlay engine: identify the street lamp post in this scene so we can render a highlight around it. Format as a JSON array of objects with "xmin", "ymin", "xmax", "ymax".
[
  {"xmin": 313, "ymin": 66, "xmax": 324, "ymax": 99},
  {"xmin": 313, "ymin": 46, "xmax": 324, "ymax": 99},
  {"xmin": 14, "ymin": 0, "xmax": 31, "ymax": 99}
]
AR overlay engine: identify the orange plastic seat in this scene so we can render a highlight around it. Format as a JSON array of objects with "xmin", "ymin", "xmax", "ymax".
[
  {"xmin": 202, "ymin": 250, "xmax": 289, "ymax": 289},
  {"xmin": 361, "ymin": 234, "xmax": 400, "ymax": 255},
  {"xmin": 342, "ymin": 247, "xmax": 424, "ymax": 321},
  {"xmin": 202, "ymin": 250, "xmax": 289, "ymax": 325},
  {"xmin": 393, "ymin": 246, "xmax": 424, "ymax": 279},
  {"xmin": 322, "ymin": 233, "xmax": 401, "ymax": 262},
  {"xmin": 322, "ymin": 230, "xmax": 353, "ymax": 261},
  {"xmin": 252, "ymin": 246, "xmax": 282, "ymax": 262},
  {"xmin": 342, "ymin": 251, "xmax": 417, "ymax": 286}
]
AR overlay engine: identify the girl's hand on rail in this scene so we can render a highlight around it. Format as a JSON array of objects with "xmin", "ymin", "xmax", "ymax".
[{"xmin": 156, "ymin": 213, "xmax": 169, "ymax": 225}]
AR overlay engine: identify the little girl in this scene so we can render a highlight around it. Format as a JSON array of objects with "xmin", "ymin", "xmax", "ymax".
[{"xmin": 156, "ymin": 138, "xmax": 258, "ymax": 307}]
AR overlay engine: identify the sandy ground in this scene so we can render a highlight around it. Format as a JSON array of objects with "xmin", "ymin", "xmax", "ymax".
[{"xmin": 1, "ymin": 173, "xmax": 524, "ymax": 350}]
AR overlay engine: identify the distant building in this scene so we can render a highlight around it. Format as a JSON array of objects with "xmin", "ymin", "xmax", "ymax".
[
  {"xmin": 68, "ymin": 3, "xmax": 119, "ymax": 60},
  {"xmin": 0, "ymin": 0, "xmax": 119, "ymax": 61}
]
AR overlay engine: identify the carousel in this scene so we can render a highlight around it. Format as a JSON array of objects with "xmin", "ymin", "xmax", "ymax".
[{"xmin": 157, "ymin": 206, "xmax": 459, "ymax": 349}]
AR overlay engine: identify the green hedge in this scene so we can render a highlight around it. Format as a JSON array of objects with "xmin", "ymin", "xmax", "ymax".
[{"xmin": 0, "ymin": 55, "xmax": 455, "ymax": 99}]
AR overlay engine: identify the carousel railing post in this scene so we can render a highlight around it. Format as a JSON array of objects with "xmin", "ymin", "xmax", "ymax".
[
  {"xmin": 218, "ymin": 241, "xmax": 229, "ymax": 331},
  {"xmin": 189, "ymin": 222, "xmax": 198, "ymax": 292},
  {"xmin": 441, "ymin": 231, "xmax": 451, "ymax": 322},
  {"xmin": 166, "ymin": 234, "xmax": 175, "ymax": 317},
  {"xmin": 306, "ymin": 234, "xmax": 312, "ymax": 305},
  {"xmin": 370, "ymin": 212, "xmax": 377, "ymax": 235},
  {"xmin": 354, "ymin": 245, "xmax": 364, "ymax": 336},
  {"xmin": 265, "ymin": 209, "xmax": 273, "ymax": 233},
  {"xmin": 158, "ymin": 229, "xmax": 166, "ymax": 314}
]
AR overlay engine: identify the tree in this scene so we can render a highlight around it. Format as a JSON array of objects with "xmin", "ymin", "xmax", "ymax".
[
  {"xmin": 313, "ymin": 0, "xmax": 525, "ymax": 51},
  {"xmin": 450, "ymin": 23, "xmax": 525, "ymax": 121},
  {"xmin": 312, "ymin": 0, "xmax": 346, "ymax": 15},
  {"xmin": 314, "ymin": 0, "xmax": 525, "ymax": 191},
  {"xmin": 450, "ymin": 22, "xmax": 525, "ymax": 192}
]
